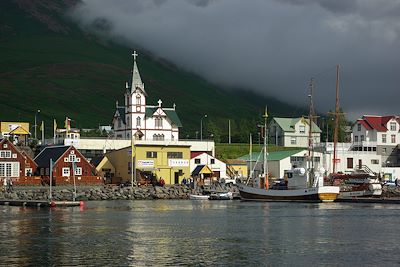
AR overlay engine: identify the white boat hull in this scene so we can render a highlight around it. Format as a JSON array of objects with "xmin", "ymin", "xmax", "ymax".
[
  {"xmin": 189, "ymin": 194, "xmax": 210, "ymax": 200},
  {"xmin": 238, "ymin": 184, "xmax": 340, "ymax": 202}
]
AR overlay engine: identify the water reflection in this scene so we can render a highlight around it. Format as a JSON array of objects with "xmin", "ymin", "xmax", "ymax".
[{"xmin": 1, "ymin": 201, "xmax": 400, "ymax": 266}]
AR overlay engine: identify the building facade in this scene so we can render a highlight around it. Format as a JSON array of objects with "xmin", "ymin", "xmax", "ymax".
[
  {"xmin": 0, "ymin": 122, "xmax": 30, "ymax": 146},
  {"xmin": 34, "ymin": 145, "xmax": 102, "ymax": 185},
  {"xmin": 190, "ymin": 152, "xmax": 228, "ymax": 180},
  {"xmin": 351, "ymin": 115, "xmax": 400, "ymax": 167},
  {"xmin": 98, "ymin": 141, "xmax": 191, "ymax": 185},
  {"xmin": 269, "ymin": 117, "xmax": 321, "ymax": 148},
  {"xmin": 112, "ymin": 52, "xmax": 182, "ymax": 141},
  {"xmin": 0, "ymin": 139, "xmax": 37, "ymax": 182}
]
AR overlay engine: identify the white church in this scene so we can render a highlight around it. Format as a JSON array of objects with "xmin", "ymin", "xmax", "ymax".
[{"xmin": 112, "ymin": 51, "xmax": 182, "ymax": 140}]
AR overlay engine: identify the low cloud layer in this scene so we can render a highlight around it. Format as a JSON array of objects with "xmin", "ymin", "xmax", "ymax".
[{"xmin": 70, "ymin": 0, "xmax": 400, "ymax": 119}]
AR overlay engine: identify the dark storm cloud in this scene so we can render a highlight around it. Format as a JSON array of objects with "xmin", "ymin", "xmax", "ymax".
[{"xmin": 70, "ymin": 0, "xmax": 400, "ymax": 119}]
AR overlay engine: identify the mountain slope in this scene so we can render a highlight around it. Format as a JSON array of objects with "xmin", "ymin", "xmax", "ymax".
[{"xmin": 0, "ymin": 0, "xmax": 305, "ymax": 142}]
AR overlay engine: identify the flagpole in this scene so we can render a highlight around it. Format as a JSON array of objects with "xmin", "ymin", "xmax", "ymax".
[
  {"xmin": 72, "ymin": 161, "xmax": 76, "ymax": 201},
  {"xmin": 41, "ymin": 121, "xmax": 45, "ymax": 145},
  {"xmin": 49, "ymin": 158, "xmax": 53, "ymax": 201},
  {"xmin": 53, "ymin": 119, "xmax": 57, "ymax": 144}
]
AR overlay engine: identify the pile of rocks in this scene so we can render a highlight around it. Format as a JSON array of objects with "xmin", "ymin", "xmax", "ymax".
[
  {"xmin": 0, "ymin": 183, "xmax": 238, "ymax": 201},
  {"xmin": 381, "ymin": 185, "xmax": 400, "ymax": 198}
]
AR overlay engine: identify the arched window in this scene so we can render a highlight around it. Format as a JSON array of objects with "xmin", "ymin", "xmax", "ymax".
[
  {"xmin": 127, "ymin": 116, "xmax": 130, "ymax": 127},
  {"xmin": 155, "ymin": 117, "xmax": 163, "ymax": 128},
  {"xmin": 153, "ymin": 134, "xmax": 157, "ymax": 141},
  {"xmin": 136, "ymin": 116, "xmax": 141, "ymax": 127},
  {"xmin": 136, "ymin": 94, "xmax": 141, "ymax": 105},
  {"xmin": 161, "ymin": 134, "xmax": 165, "ymax": 141}
]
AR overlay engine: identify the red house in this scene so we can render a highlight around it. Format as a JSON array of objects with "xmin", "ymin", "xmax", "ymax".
[
  {"xmin": 34, "ymin": 145, "xmax": 103, "ymax": 185},
  {"xmin": 0, "ymin": 138, "xmax": 38, "ymax": 185}
]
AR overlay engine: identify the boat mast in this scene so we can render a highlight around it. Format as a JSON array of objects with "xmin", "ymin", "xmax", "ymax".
[
  {"xmin": 333, "ymin": 65, "xmax": 340, "ymax": 174},
  {"xmin": 263, "ymin": 106, "xmax": 269, "ymax": 189},
  {"xmin": 308, "ymin": 78, "xmax": 315, "ymax": 183}
]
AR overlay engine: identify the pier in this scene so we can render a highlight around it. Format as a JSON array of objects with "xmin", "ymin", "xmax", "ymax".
[{"xmin": 0, "ymin": 199, "xmax": 83, "ymax": 207}]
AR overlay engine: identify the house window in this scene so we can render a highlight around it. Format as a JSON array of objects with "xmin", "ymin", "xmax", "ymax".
[
  {"xmin": 211, "ymin": 159, "xmax": 215, "ymax": 164},
  {"xmin": 354, "ymin": 136, "xmax": 358, "ymax": 142},
  {"xmin": 391, "ymin": 134, "xmax": 396, "ymax": 143},
  {"xmin": 299, "ymin": 125, "xmax": 305, "ymax": 134},
  {"xmin": 0, "ymin": 151, "xmax": 11, "ymax": 158},
  {"xmin": 360, "ymin": 135, "xmax": 364, "ymax": 142},
  {"xmin": 136, "ymin": 94, "xmax": 141, "ymax": 105},
  {"xmin": 382, "ymin": 148, "xmax": 387, "ymax": 154},
  {"xmin": 25, "ymin": 168, "xmax": 33, "ymax": 176},
  {"xmin": 3, "ymin": 144, "xmax": 7, "ymax": 148},
  {"xmin": 75, "ymin": 167, "xmax": 82, "ymax": 176},
  {"xmin": 62, "ymin": 168, "xmax": 70, "ymax": 177},
  {"xmin": 146, "ymin": 151, "xmax": 157, "ymax": 158},
  {"xmin": 195, "ymin": 158, "xmax": 200, "ymax": 164},
  {"xmin": 390, "ymin": 122, "xmax": 396, "ymax": 131},
  {"xmin": 290, "ymin": 137, "xmax": 296, "ymax": 145},
  {"xmin": 347, "ymin": 158, "xmax": 353, "ymax": 169},
  {"xmin": 371, "ymin": 159, "xmax": 379, "ymax": 165},
  {"xmin": 136, "ymin": 117, "xmax": 141, "ymax": 127},
  {"xmin": 69, "ymin": 154, "xmax": 76, "ymax": 162},
  {"xmin": 167, "ymin": 152, "xmax": 183, "ymax": 159},
  {"xmin": 357, "ymin": 124, "xmax": 361, "ymax": 131},
  {"xmin": 382, "ymin": 134, "xmax": 387, "ymax": 143}
]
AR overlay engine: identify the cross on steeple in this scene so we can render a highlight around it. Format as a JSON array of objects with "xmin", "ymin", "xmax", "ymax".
[
  {"xmin": 132, "ymin": 50, "xmax": 138, "ymax": 61},
  {"xmin": 158, "ymin": 99, "xmax": 162, "ymax": 107}
]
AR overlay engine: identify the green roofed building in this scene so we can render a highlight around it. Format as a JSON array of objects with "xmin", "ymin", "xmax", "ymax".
[
  {"xmin": 238, "ymin": 149, "xmax": 307, "ymax": 179},
  {"xmin": 269, "ymin": 117, "xmax": 321, "ymax": 148},
  {"xmin": 112, "ymin": 52, "xmax": 182, "ymax": 140}
]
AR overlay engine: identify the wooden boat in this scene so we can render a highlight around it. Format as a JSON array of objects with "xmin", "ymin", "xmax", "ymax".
[
  {"xmin": 209, "ymin": 192, "xmax": 233, "ymax": 200},
  {"xmin": 239, "ymin": 88, "xmax": 340, "ymax": 203},
  {"xmin": 189, "ymin": 194, "xmax": 210, "ymax": 200}
]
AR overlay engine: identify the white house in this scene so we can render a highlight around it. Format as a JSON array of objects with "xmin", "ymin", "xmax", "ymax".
[
  {"xmin": 269, "ymin": 117, "xmax": 321, "ymax": 148},
  {"xmin": 112, "ymin": 51, "xmax": 182, "ymax": 141},
  {"xmin": 351, "ymin": 115, "xmax": 400, "ymax": 167},
  {"xmin": 190, "ymin": 152, "xmax": 227, "ymax": 180}
]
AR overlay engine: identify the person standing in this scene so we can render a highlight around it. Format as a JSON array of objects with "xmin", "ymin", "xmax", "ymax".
[{"xmin": 2, "ymin": 178, "xmax": 6, "ymax": 192}]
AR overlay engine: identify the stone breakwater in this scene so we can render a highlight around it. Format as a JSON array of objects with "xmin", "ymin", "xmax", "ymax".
[{"xmin": 0, "ymin": 184, "xmax": 239, "ymax": 201}]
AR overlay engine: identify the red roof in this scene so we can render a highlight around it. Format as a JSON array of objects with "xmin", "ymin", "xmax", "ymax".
[
  {"xmin": 190, "ymin": 151, "xmax": 205, "ymax": 159},
  {"xmin": 361, "ymin": 115, "xmax": 395, "ymax": 132}
]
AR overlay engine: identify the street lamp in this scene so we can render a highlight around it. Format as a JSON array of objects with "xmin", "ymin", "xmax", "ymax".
[
  {"xmin": 34, "ymin": 109, "xmax": 40, "ymax": 140},
  {"xmin": 200, "ymin": 114, "xmax": 207, "ymax": 141}
]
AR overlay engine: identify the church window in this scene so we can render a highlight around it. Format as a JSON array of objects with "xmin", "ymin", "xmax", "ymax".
[
  {"xmin": 127, "ymin": 95, "xmax": 130, "ymax": 105},
  {"xmin": 118, "ymin": 118, "xmax": 122, "ymax": 128},
  {"xmin": 136, "ymin": 94, "xmax": 141, "ymax": 105},
  {"xmin": 127, "ymin": 116, "xmax": 130, "ymax": 127},
  {"xmin": 155, "ymin": 117, "xmax": 163, "ymax": 128},
  {"xmin": 136, "ymin": 117, "xmax": 141, "ymax": 127}
]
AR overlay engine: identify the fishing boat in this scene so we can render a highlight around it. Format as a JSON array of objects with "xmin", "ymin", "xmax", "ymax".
[
  {"xmin": 238, "ymin": 84, "xmax": 340, "ymax": 202},
  {"xmin": 209, "ymin": 191, "xmax": 233, "ymax": 200},
  {"xmin": 332, "ymin": 172, "xmax": 382, "ymax": 198}
]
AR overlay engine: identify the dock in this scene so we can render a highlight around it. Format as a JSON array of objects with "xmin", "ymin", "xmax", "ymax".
[
  {"xmin": 336, "ymin": 197, "xmax": 400, "ymax": 204},
  {"xmin": 0, "ymin": 199, "xmax": 83, "ymax": 207}
]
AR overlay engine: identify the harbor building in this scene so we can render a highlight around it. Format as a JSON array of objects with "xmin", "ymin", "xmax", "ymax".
[
  {"xmin": 190, "ymin": 152, "xmax": 228, "ymax": 181},
  {"xmin": 0, "ymin": 121, "xmax": 31, "ymax": 146},
  {"xmin": 112, "ymin": 51, "xmax": 182, "ymax": 140},
  {"xmin": 96, "ymin": 141, "xmax": 190, "ymax": 185}
]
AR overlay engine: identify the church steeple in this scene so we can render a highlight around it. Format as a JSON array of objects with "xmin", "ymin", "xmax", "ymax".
[{"xmin": 131, "ymin": 50, "xmax": 145, "ymax": 95}]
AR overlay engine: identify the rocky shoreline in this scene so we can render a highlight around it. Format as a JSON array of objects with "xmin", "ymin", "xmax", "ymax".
[
  {"xmin": 1, "ymin": 184, "xmax": 399, "ymax": 202},
  {"xmin": 0, "ymin": 184, "xmax": 238, "ymax": 201}
]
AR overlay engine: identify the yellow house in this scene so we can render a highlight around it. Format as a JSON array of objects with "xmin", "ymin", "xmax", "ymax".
[
  {"xmin": 97, "ymin": 142, "xmax": 191, "ymax": 185},
  {"xmin": 225, "ymin": 159, "xmax": 248, "ymax": 178},
  {"xmin": 0, "ymin": 121, "xmax": 30, "ymax": 145}
]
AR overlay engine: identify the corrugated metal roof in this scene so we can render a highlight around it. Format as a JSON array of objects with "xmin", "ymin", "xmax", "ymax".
[
  {"xmin": 34, "ymin": 146, "xmax": 70, "ymax": 168},
  {"xmin": 145, "ymin": 107, "xmax": 182, "ymax": 127}
]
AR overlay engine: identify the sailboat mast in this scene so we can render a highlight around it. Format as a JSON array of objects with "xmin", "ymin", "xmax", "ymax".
[
  {"xmin": 333, "ymin": 65, "xmax": 340, "ymax": 174},
  {"xmin": 308, "ymin": 79, "xmax": 315, "ymax": 175},
  {"xmin": 263, "ymin": 106, "xmax": 268, "ymax": 188}
]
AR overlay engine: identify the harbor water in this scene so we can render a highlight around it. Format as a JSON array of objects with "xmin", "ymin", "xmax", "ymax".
[{"xmin": 1, "ymin": 200, "xmax": 400, "ymax": 266}]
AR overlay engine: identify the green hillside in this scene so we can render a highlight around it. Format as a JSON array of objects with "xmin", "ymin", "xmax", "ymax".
[{"xmin": 0, "ymin": 0, "xmax": 305, "ymax": 142}]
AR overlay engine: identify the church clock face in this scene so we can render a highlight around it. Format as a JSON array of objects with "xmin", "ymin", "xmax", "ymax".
[{"xmin": 136, "ymin": 106, "xmax": 140, "ymax": 112}]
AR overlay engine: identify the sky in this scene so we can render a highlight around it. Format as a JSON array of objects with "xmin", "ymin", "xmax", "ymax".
[{"xmin": 70, "ymin": 0, "xmax": 400, "ymax": 119}]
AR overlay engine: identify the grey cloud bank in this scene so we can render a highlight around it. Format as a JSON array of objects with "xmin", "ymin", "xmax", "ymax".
[{"xmin": 70, "ymin": 0, "xmax": 400, "ymax": 119}]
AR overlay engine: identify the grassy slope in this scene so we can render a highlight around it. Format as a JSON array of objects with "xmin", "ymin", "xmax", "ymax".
[{"xmin": 0, "ymin": 1, "xmax": 304, "ymax": 141}]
